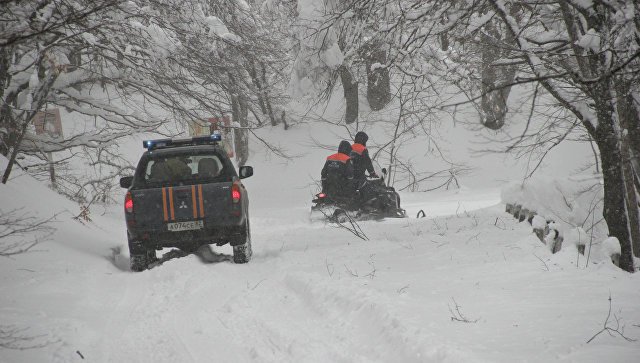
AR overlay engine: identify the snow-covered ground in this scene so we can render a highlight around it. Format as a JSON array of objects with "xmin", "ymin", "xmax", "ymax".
[{"xmin": 1, "ymin": 119, "xmax": 639, "ymax": 362}]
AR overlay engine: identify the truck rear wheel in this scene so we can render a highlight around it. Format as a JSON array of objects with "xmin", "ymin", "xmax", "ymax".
[
  {"xmin": 128, "ymin": 239, "xmax": 156, "ymax": 272},
  {"xmin": 130, "ymin": 254, "xmax": 148, "ymax": 272},
  {"xmin": 233, "ymin": 221, "xmax": 252, "ymax": 264}
]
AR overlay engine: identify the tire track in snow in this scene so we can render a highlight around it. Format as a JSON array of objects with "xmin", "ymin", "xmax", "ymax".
[
  {"xmin": 216, "ymin": 213, "xmax": 431, "ymax": 362},
  {"xmin": 99, "ymin": 270, "xmax": 200, "ymax": 362},
  {"xmin": 282, "ymin": 272, "xmax": 483, "ymax": 363},
  {"xmin": 216, "ymin": 275, "xmax": 364, "ymax": 363},
  {"xmin": 282, "ymin": 273, "xmax": 426, "ymax": 362}
]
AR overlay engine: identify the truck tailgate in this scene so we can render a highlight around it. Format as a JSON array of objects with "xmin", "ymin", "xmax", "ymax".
[{"xmin": 132, "ymin": 182, "xmax": 233, "ymax": 229}]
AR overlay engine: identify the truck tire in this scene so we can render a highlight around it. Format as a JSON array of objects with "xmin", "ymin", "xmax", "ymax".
[
  {"xmin": 130, "ymin": 254, "xmax": 148, "ymax": 272},
  {"xmin": 233, "ymin": 221, "xmax": 252, "ymax": 264},
  {"xmin": 128, "ymin": 240, "xmax": 156, "ymax": 272}
]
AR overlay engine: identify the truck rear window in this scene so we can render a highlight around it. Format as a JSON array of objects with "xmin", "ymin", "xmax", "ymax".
[{"xmin": 141, "ymin": 153, "xmax": 230, "ymax": 186}]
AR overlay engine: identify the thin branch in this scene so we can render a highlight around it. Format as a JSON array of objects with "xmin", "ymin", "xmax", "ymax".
[{"xmin": 587, "ymin": 294, "xmax": 637, "ymax": 344}]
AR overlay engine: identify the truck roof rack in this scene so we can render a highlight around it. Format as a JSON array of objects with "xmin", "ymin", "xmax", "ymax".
[{"xmin": 143, "ymin": 132, "xmax": 222, "ymax": 150}]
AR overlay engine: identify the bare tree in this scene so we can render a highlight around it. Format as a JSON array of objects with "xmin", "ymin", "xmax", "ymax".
[
  {"xmin": 370, "ymin": 0, "xmax": 640, "ymax": 271},
  {"xmin": 482, "ymin": 0, "xmax": 640, "ymax": 272},
  {"xmin": 289, "ymin": 1, "xmax": 393, "ymax": 123},
  {"xmin": 0, "ymin": 208, "xmax": 55, "ymax": 257},
  {"xmin": 1, "ymin": 0, "xmax": 288, "ymax": 201}
]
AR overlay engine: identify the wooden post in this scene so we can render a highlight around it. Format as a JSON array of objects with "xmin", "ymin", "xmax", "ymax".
[
  {"xmin": 505, "ymin": 203, "xmax": 513, "ymax": 213},
  {"xmin": 512, "ymin": 204, "xmax": 522, "ymax": 219},
  {"xmin": 519, "ymin": 208, "xmax": 528, "ymax": 222}
]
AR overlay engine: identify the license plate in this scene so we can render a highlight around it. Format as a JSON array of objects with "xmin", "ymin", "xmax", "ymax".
[{"xmin": 167, "ymin": 220, "xmax": 203, "ymax": 232}]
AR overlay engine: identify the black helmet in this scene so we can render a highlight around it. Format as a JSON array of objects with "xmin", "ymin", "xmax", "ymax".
[
  {"xmin": 354, "ymin": 131, "xmax": 368, "ymax": 145},
  {"xmin": 338, "ymin": 140, "xmax": 352, "ymax": 155}
]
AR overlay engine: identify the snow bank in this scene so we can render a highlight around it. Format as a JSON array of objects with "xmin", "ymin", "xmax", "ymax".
[
  {"xmin": 602, "ymin": 237, "xmax": 621, "ymax": 257},
  {"xmin": 501, "ymin": 175, "xmax": 603, "ymax": 228},
  {"xmin": 500, "ymin": 174, "xmax": 631, "ymax": 264}
]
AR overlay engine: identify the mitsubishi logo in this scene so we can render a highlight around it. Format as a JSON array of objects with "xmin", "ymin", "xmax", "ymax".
[{"xmin": 179, "ymin": 200, "xmax": 188, "ymax": 209}]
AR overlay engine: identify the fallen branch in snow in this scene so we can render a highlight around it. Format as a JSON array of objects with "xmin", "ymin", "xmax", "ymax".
[
  {"xmin": 364, "ymin": 261, "xmax": 377, "ymax": 279},
  {"xmin": 318, "ymin": 209, "xmax": 369, "ymax": 241},
  {"xmin": 0, "ymin": 325, "xmax": 53, "ymax": 350},
  {"xmin": 448, "ymin": 298, "xmax": 479, "ymax": 323},
  {"xmin": 344, "ymin": 264, "xmax": 358, "ymax": 277},
  {"xmin": 586, "ymin": 294, "xmax": 636, "ymax": 344},
  {"xmin": 247, "ymin": 279, "xmax": 267, "ymax": 291},
  {"xmin": 465, "ymin": 232, "xmax": 481, "ymax": 244},
  {"xmin": 533, "ymin": 253, "xmax": 550, "ymax": 271},
  {"xmin": 325, "ymin": 258, "xmax": 334, "ymax": 277},
  {"xmin": 399, "ymin": 242, "xmax": 413, "ymax": 250}
]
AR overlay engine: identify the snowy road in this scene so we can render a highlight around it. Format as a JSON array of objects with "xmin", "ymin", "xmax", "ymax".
[
  {"xmin": 2, "ymin": 166, "xmax": 640, "ymax": 362},
  {"xmin": 95, "ymin": 190, "xmax": 508, "ymax": 362}
]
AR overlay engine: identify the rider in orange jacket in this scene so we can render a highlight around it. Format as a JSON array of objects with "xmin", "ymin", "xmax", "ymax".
[
  {"xmin": 350, "ymin": 131, "xmax": 378, "ymax": 181},
  {"xmin": 321, "ymin": 140, "xmax": 354, "ymax": 199}
]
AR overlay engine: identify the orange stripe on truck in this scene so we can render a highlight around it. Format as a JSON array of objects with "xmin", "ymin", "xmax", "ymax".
[
  {"xmin": 198, "ymin": 184, "xmax": 204, "ymax": 218},
  {"xmin": 168, "ymin": 187, "xmax": 175, "ymax": 220},
  {"xmin": 162, "ymin": 187, "xmax": 168, "ymax": 222},
  {"xmin": 191, "ymin": 185, "xmax": 197, "ymax": 219}
]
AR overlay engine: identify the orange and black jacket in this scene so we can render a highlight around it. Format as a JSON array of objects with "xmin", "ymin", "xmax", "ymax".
[
  {"xmin": 321, "ymin": 141, "xmax": 354, "ymax": 186},
  {"xmin": 350, "ymin": 143, "xmax": 375, "ymax": 179}
]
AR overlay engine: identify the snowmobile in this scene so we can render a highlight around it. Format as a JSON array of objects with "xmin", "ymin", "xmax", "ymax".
[{"xmin": 311, "ymin": 166, "xmax": 406, "ymax": 222}]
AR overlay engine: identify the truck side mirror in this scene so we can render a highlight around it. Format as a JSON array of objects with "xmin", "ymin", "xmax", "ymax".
[
  {"xmin": 239, "ymin": 166, "xmax": 253, "ymax": 179},
  {"xmin": 120, "ymin": 176, "xmax": 133, "ymax": 188}
]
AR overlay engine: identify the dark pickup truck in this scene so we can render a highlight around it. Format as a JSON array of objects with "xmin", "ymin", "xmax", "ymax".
[{"xmin": 119, "ymin": 133, "xmax": 253, "ymax": 271}]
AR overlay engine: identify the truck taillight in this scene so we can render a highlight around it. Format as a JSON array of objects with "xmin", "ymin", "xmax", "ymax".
[
  {"xmin": 232, "ymin": 183, "xmax": 241, "ymax": 203},
  {"xmin": 125, "ymin": 192, "xmax": 134, "ymax": 213}
]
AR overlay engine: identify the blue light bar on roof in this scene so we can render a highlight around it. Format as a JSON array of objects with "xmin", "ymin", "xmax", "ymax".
[
  {"xmin": 143, "ymin": 138, "xmax": 171, "ymax": 149},
  {"xmin": 143, "ymin": 132, "xmax": 221, "ymax": 150}
]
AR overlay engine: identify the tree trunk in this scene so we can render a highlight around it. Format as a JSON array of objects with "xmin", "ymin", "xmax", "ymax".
[
  {"xmin": 339, "ymin": 65, "xmax": 358, "ymax": 124},
  {"xmin": 479, "ymin": 20, "xmax": 516, "ymax": 130},
  {"xmin": 2, "ymin": 60, "xmax": 58, "ymax": 183},
  {"xmin": 1, "ymin": 118, "xmax": 29, "ymax": 184},
  {"xmin": 280, "ymin": 110, "xmax": 289, "ymax": 130},
  {"xmin": 439, "ymin": 33, "xmax": 449, "ymax": 51},
  {"xmin": 365, "ymin": 42, "xmax": 390, "ymax": 111},
  {"xmin": 231, "ymin": 94, "xmax": 249, "ymax": 167},
  {"xmin": 621, "ymin": 138, "xmax": 640, "ymax": 258},
  {"xmin": 624, "ymin": 93, "xmax": 640, "ymax": 183},
  {"xmin": 0, "ymin": 46, "xmax": 13, "ymax": 155},
  {"xmin": 594, "ymin": 93, "xmax": 635, "ymax": 272},
  {"xmin": 260, "ymin": 63, "xmax": 277, "ymax": 126},
  {"xmin": 617, "ymin": 83, "xmax": 640, "ymax": 257},
  {"xmin": 247, "ymin": 61, "xmax": 279, "ymax": 127},
  {"xmin": 247, "ymin": 62, "xmax": 268, "ymax": 126}
]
